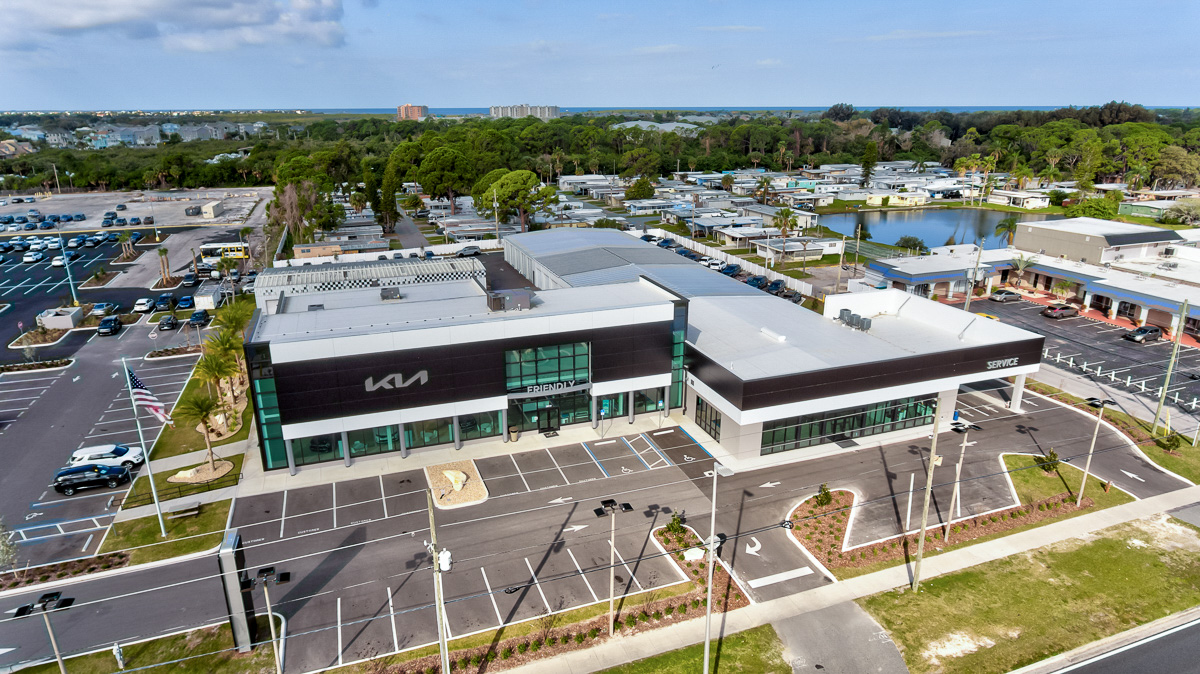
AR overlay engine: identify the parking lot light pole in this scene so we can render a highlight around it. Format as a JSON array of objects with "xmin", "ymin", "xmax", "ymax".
[
  {"xmin": 254, "ymin": 567, "xmax": 291, "ymax": 674},
  {"xmin": 121, "ymin": 357, "xmax": 168, "ymax": 538},
  {"xmin": 911, "ymin": 397, "xmax": 944, "ymax": 593},
  {"xmin": 15, "ymin": 592, "xmax": 75, "ymax": 674},
  {"xmin": 426, "ymin": 490, "xmax": 451, "ymax": 674},
  {"xmin": 704, "ymin": 463, "xmax": 735, "ymax": 674},
  {"xmin": 1076, "ymin": 398, "xmax": 1116, "ymax": 507},
  {"xmin": 962, "ymin": 244, "xmax": 984, "ymax": 313},
  {"xmin": 594, "ymin": 500, "xmax": 633, "ymax": 636},
  {"xmin": 57, "ymin": 233, "xmax": 79, "ymax": 306}
]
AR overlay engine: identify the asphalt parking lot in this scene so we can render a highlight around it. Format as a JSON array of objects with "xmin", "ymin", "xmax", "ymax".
[
  {"xmin": 0, "ymin": 188, "xmax": 268, "ymax": 232},
  {"xmin": 981, "ymin": 298, "xmax": 1200, "ymax": 412},
  {"xmin": 0, "ymin": 332, "xmax": 198, "ymax": 566}
]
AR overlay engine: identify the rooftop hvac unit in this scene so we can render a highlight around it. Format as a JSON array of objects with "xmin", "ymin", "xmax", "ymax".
[
  {"xmin": 1164, "ymin": 247, "xmax": 1176, "ymax": 257},
  {"xmin": 380, "ymin": 287, "xmax": 403, "ymax": 301},
  {"xmin": 487, "ymin": 293, "xmax": 506, "ymax": 312},
  {"xmin": 849, "ymin": 313, "xmax": 862, "ymax": 329},
  {"xmin": 839, "ymin": 308, "xmax": 852, "ymax": 323},
  {"xmin": 860, "ymin": 317, "xmax": 872, "ymax": 332}
]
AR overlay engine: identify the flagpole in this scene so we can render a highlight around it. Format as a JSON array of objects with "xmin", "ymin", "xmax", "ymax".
[{"xmin": 123, "ymin": 357, "xmax": 168, "ymax": 538}]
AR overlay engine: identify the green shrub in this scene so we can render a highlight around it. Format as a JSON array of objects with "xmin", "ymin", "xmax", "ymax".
[
  {"xmin": 470, "ymin": 655, "xmax": 481, "ymax": 666},
  {"xmin": 1034, "ymin": 449, "xmax": 1061, "ymax": 473},
  {"xmin": 653, "ymin": 611, "xmax": 662, "ymax": 620},
  {"xmin": 518, "ymin": 642, "xmax": 528, "ymax": 654},
  {"xmin": 679, "ymin": 604, "xmax": 687, "ymax": 614},
  {"xmin": 575, "ymin": 632, "xmax": 585, "ymax": 644},
  {"xmin": 815, "ymin": 483, "xmax": 833, "ymax": 507},
  {"xmin": 501, "ymin": 648, "xmax": 512, "ymax": 660},
  {"xmin": 531, "ymin": 640, "xmax": 541, "ymax": 652},
  {"xmin": 588, "ymin": 628, "xmax": 599, "ymax": 639},
  {"xmin": 665, "ymin": 606, "xmax": 674, "ymax": 615},
  {"xmin": 665, "ymin": 510, "xmax": 687, "ymax": 537}
]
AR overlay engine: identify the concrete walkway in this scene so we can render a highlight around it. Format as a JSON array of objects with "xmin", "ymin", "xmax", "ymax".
[{"xmin": 509, "ymin": 484, "xmax": 1200, "ymax": 674}]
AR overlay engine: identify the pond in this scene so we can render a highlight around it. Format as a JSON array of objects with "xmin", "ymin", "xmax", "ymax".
[{"xmin": 819, "ymin": 208, "xmax": 1053, "ymax": 250}]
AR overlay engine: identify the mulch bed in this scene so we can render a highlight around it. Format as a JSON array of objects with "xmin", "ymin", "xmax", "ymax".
[
  {"xmin": 151, "ymin": 276, "xmax": 182, "ymax": 290},
  {"xmin": 81, "ymin": 271, "xmax": 119, "ymax": 287},
  {"xmin": 791, "ymin": 489, "xmax": 1096, "ymax": 572},
  {"xmin": 11, "ymin": 327, "xmax": 68, "ymax": 347},
  {"xmin": 385, "ymin": 589, "xmax": 712, "ymax": 674},
  {"xmin": 655, "ymin": 524, "xmax": 751, "ymax": 613},
  {"xmin": 0, "ymin": 552, "xmax": 130, "ymax": 591},
  {"xmin": 146, "ymin": 345, "xmax": 202, "ymax": 358},
  {"xmin": 0, "ymin": 359, "xmax": 71, "ymax": 372},
  {"xmin": 111, "ymin": 250, "xmax": 146, "ymax": 265}
]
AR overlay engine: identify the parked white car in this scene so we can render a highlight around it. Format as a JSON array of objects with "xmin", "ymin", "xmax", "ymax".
[
  {"xmin": 46, "ymin": 239, "xmax": 61, "ymax": 250},
  {"xmin": 133, "ymin": 297, "xmax": 156, "ymax": 313},
  {"xmin": 22, "ymin": 251, "xmax": 44, "ymax": 263},
  {"xmin": 66, "ymin": 444, "xmax": 145, "ymax": 469},
  {"xmin": 705, "ymin": 259, "xmax": 727, "ymax": 270}
]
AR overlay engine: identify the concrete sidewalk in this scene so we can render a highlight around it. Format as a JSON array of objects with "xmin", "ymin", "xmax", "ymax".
[
  {"xmin": 114, "ymin": 439, "xmax": 251, "ymax": 522},
  {"xmin": 510, "ymin": 484, "xmax": 1200, "ymax": 674}
]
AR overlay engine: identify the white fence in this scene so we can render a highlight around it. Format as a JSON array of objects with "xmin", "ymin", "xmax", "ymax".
[
  {"xmin": 635, "ymin": 228, "xmax": 814, "ymax": 296},
  {"xmin": 272, "ymin": 239, "xmax": 503, "ymax": 268}
]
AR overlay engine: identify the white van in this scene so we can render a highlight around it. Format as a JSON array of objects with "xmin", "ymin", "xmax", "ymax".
[{"xmin": 67, "ymin": 444, "xmax": 145, "ymax": 469}]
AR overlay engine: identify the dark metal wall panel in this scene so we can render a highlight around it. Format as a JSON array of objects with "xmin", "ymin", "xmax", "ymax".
[{"xmin": 272, "ymin": 321, "xmax": 675, "ymax": 425}]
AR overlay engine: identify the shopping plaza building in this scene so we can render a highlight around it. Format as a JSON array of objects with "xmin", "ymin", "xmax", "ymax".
[{"xmin": 246, "ymin": 229, "xmax": 1044, "ymax": 474}]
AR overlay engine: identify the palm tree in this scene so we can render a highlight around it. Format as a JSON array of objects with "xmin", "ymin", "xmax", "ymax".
[
  {"xmin": 157, "ymin": 248, "xmax": 172, "ymax": 286},
  {"xmin": 196, "ymin": 351, "xmax": 238, "ymax": 413},
  {"xmin": 215, "ymin": 298, "xmax": 255, "ymax": 338},
  {"xmin": 1052, "ymin": 279, "xmax": 1073, "ymax": 300},
  {"xmin": 1039, "ymin": 166, "xmax": 1062, "ymax": 186},
  {"xmin": 238, "ymin": 226, "xmax": 253, "ymax": 243},
  {"xmin": 1011, "ymin": 254, "xmax": 1035, "ymax": 288},
  {"xmin": 1012, "ymin": 165, "xmax": 1035, "ymax": 190},
  {"xmin": 756, "ymin": 176, "xmax": 773, "ymax": 205},
  {"xmin": 775, "ymin": 208, "xmax": 796, "ymax": 239},
  {"xmin": 216, "ymin": 258, "xmax": 237, "ymax": 285},
  {"xmin": 174, "ymin": 393, "xmax": 221, "ymax": 471},
  {"xmin": 721, "ymin": 174, "xmax": 734, "ymax": 192},
  {"xmin": 783, "ymin": 150, "xmax": 795, "ymax": 172},
  {"xmin": 206, "ymin": 328, "xmax": 246, "ymax": 391},
  {"xmin": 994, "ymin": 216, "xmax": 1019, "ymax": 246},
  {"xmin": 117, "ymin": 231, "xmax": 133, "ymax": 260}
]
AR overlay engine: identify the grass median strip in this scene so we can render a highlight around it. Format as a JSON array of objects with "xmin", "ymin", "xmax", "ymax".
[
  {"xmin": 98, "ymin": 499, "xmax": 231, "ymax": 565},
  {"xmin": 597, "ymin": 623, "xmax": 789, "ymax": 674},
  {"xmin": 21, "ymin": 613, "xmax": 279, "ymax": 674},
  {"xmin": 859, "ymin": 516, "xmax": 1200, "ymax": 674},
  {"xmin": 125, "ymin": 453, "xmax": 244, "ymax": 507}
]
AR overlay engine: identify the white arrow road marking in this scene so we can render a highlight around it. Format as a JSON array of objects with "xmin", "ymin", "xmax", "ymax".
[
  {"xmin": 745, "ymin": 536, "xmax": 762, "ymax": 556},
  {"xmin": 72, "ymin": 376, "xmax": 80, "ymax": 382},
  {"xmin": 748, "ymin": 567, "xmax": 813, "ymax": 589},
  {"xmin": 548, "ymin": 496, "xmax": 574, "ymax": 505},
  {"xmin": 1121, "ymin": 470, "xmax": 1146, "ymax": 482},
  {"xmin": 563, "ymin": 525, "xmax": 588, "ymax": 533},
  {"xmin": 111, "ymin": 372, "xmax": 118, "ymax": 378},
  {"xmin": 759, "ymin": 481, "xmax": 781, "ymax": 488},
  {"xmin": 0, "ymin": 648, "xmax": 14, "ymax": 655}
]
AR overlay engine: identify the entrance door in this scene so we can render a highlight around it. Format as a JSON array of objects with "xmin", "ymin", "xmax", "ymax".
[
  {"xmin": 1117, "ymin": 301, "xmax": 1138, "ymax": 319},
  {"xmin": 1090, "ymin": 294, "xmax": 1112, "ymax": 313}
]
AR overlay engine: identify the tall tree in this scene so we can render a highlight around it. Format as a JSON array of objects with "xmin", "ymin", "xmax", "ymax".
[
  {"xmin": 860, "ymin": 141, "xmax": 878, "ymax": 187},
  {"xmin": 416, "ymin": 147, "xmax": 473, "ymax": 215},
  {"xmin": 625, "ymin": 177, "xmax": 654, "ymax": 200},
  {"xmin": 174, "ymin": 394, "xmax": 221, "ymax": 471},
  {"xmin": 994, "ymin": 216, "xmax": 1019, "ymax": 246},
  {"xmin": 481, "ymin": 170, "xmax": 556, "ymax": 232}
]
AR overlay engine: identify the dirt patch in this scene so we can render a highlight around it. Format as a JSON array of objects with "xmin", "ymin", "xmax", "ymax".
[
  {"xmin": 424, "ymin": 460, "xmax": 488, "ymax": 508},
  {"xmin": 151, "ymin": 276, "xmax": 182, "ymax": 290},
  {"xmin": 921, "ymin": 631, "xmax": 996, "ymax": 666},
  {"xmin": 1129, "ymin": 513, "xmax": 1200, "ymax": 553},
  {"xmin": 166, "ymin": 459, "xmax": 234, "ymax": 484},
  {"xmin": 791, "ymin": 489, "xmax": 1097, "ymax": 572}
]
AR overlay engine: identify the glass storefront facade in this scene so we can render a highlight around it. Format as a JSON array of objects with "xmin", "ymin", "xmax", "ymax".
[
  {"xmin": 670, "ymin": 301, "xmax": 687, "ymax": 408},
  {"xmin": 696, "ymin": 396, "xmax": 721, "ymax": 441},
  {"xmin": 247, "ymin": 340, "xmax": 288, "ymax": 471},
  {"xmin": 760, "ymin": 395, "xmax": 937, "ymax": 456},
  {"xmin": 509, "ymin": 391, "xmax": 591, "ymax": 432},
  {"xmin": 634, "ymin": 388, "xmax": 665, "ymax": 415},
  {"xmin": 505, "ymin": 343, "xmax": 590, "ymax": 391}
]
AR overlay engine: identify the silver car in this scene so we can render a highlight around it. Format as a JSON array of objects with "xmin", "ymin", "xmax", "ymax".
[{"xmin": 989, "ymin": 289, "xmax": 1021, "ymax": 302}]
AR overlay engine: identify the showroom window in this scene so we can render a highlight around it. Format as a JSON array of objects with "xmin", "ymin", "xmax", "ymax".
[
  {"xmin": 405, "ymin": 418, "xmax": 453, "ymax": 450},
  {"xmin": 291, "ymin": 433, "xmax": 343, "ymax": 467},
  {"xmin": 505, "ymin": 342, "xmax": 589, "ymax": 392},
  {"xmin": 696, "ymin": 396, "xmax": 721, "ymax": 442},
  {"xmin": 760, "ymin": 395, "xmax": 937, "ymax": 456},
  {"xmin": 458, "ymin": 411, "xmax": 502, "ymax": 441}
]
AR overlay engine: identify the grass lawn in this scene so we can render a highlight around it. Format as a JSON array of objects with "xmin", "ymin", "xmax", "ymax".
[
  {"xmin": 126, "ymin": 454, "xmax": 244, "ymax": 506},
  {"xmin": 859, "ymin": 518, "xmax": 1200, "ymax": 674},
  {"xmin": 99, "ymin": 499, "xmax": 231, "ymax": 565},
  {"xmin": 1026, "ymin": 379, "xmax": 1200, "ymax": 484},
  {"xmin": 1005, "ymin": 454, "xmax": 1134, "ymax": 510},
  {"xmin": 151, "ymin": 380, "xmax": 252, "ymax": 460},
  {"xmin": 148, "ymin": 309, "xmax": 192, "ymax": 322},
  {"xmin": 21, "ymin": 613, "xmax": 280, "ymax": 674},
  {"xmin": 597, "ymin": 624, "xmax": 789, "ymax": 674}
]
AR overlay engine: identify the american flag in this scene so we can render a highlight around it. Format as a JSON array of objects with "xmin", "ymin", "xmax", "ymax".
[{"xmin": 127, "ymin": 368, "xmax": 174, "ymax": 426}]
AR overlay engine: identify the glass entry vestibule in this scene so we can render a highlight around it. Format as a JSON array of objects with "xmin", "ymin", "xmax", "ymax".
[{"xmin": 508, "ymin": 391, "xmax": 592, "ymax": 432}]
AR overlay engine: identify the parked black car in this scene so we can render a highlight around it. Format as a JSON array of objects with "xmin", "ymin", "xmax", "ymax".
[
  {"xmin": 155, "ymin": 294, "xmax": 176, "ymax": 311},
  {"xmin": 746, "ymin": 275, "xmax": 768, "ymax": 289},
  {"xmin": 720, "ymin": 264, "xmax": 742, "ymax": 277},
  {"xmin": 188, "ymin": 310, "xmax": 210, "ymax": 327},
  {"xmin": 97, "ymin": 316, "xmax": 122, "ymax": 336},
  {"xmin": 158, "ymin": 315, "xmax": 179, "ymax": 331},
  {"xmin": 765, "ymin": 279, "xmax": 786, "ymax": 294},
  {"xmin": 53, "ymin": 465, "xmax": 131, "ymax": 496}
]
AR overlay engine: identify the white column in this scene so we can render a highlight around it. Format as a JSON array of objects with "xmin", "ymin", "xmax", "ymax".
[
  {"xmin": 1010, "ymin": 374, "xmax": 1027, "ymax": 413},
  {"xmin": 285, "ymin": 439, "xmax": 297, "ymax": 476},
  {"xmin": 1137, "ymin": 305, "xmax": 1150, "ymax": 324}
]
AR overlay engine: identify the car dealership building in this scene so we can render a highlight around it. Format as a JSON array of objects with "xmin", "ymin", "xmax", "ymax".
[{"xmin": 246, "ymin": 229, "xmax": 1044, "ymax": 474}]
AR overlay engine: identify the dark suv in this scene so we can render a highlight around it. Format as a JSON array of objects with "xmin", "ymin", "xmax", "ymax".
[
  {"xmin": 155, "ymin": 294, "xmax": 176, "ymax": 311},
  {"xmin": 53, "ymin": 465, "xmax": 130, "ymax": 496}
]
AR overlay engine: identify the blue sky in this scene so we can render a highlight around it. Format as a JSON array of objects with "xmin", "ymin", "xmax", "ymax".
[{"xmin": 6, "ymin": 0, "xmax": 1198, "ymax": 111}]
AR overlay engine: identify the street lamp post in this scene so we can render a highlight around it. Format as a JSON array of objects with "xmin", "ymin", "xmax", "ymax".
[
  {"xmin": 56, "ymin": 233, "xmax": 79, "ymax": 306},
  {"xmin": 704, "ymin": 462, "xmax": 735, "ymax": 674},
  {"xmin": 1076, "ymin": 397, "xmax": 1116, "ymax": 507},
  {"xmin": 14, "ymin": 592, "xmax": 75, "ymax": 674},
  {"xmin": 594, "ymin": 499, "xmax": 633, "ymax": 636},
  {"xmin": 253, "ymin": 567, "xmax": 291, "ymax": 674}
]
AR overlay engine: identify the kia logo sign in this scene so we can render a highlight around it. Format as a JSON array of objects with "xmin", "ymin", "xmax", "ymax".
[
  {"xmin": 987, "ymin": 357, "xmax": 1019, "ymax": 370},
  {"xmin": 365, "ymin": 371, "xmax": 429, "ymax": 392}
]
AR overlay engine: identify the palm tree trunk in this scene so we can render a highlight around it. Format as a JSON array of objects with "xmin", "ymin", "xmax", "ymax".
[{"xmin": 203, "ymin": 429, "xmax": 214, "ymax": 471}]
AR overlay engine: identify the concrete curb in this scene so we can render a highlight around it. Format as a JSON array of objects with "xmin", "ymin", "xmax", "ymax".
[
  {"xmin": 0, "ymin": 360, "xmax": 74, "ymax": 375},
  {"xmin": 144, "ymin": 349, "xmax": 203, "ymax": 361},
  {"xmin": 1008, "ymin": 606, "xmax": 1200, "ymax": 674}
]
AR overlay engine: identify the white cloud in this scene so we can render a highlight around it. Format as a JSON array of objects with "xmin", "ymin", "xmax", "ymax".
[
  {"xmin": 633, "ymin": 44, "xmax": 683, "ymax": 55},
  {"xmin": 698, "ymin": 25, "xmax": 763, "ymax": 32},
  {"xmin": 756, "ymin": 58, "xmax": 781, "ymax": 67},
  {"xmin": 5, "ymin": 0, "xmax": 347, "ymax": 51},
  {"xmin": 863, "ymin": 29, "xmax": 993, "ymax": 42}
]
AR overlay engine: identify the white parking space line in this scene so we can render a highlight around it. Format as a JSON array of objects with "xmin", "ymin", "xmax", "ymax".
[
  {"xmin": 747, "ymin": 567, "xmax": 813, "ymax": 589},
  {"xmin": 379, "ymin": 475, "xmax": 388, "ymax": 518},
  {"xmin": 609, "ymin": 542, "xmax": 644, "ymax": 591},
  {"xmin": 544, "ymin": 449, "xmax": 569, "ymax": 485},
  {"xmin": 0, "ymin": 385, "xmax": 54, "ymax": 394},
  {"xmin": 480, "ymin": 568, "xmax": 504, "ymax": 625},
  {"xmin": 387, "ymin": 588, "xmax": 399, "ymax": 654},
  {"xmin": 510, "ymin": 455, "xmax": 531, "ymax": 492},
  {"xmin": 567, "ymin": 548, "xmax": 599, "ymax": 603},
  {"xmin": 332, "ymin": 483, "xmax": 338, "ymax": 529},
  {"xmin": 279, "ymin": 490, "xmax": 288, "ymax": 538},
  {"xmin": 524, "ymin": 557, "xmax": 553, "ymax": 613}
]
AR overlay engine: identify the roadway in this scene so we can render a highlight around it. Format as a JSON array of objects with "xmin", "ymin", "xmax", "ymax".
[{"xmin": 0, "ymin": 384, "xmax": 1187, "ymax": 672}]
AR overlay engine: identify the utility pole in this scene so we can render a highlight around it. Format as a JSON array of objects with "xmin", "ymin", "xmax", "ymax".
[
  {"xmin": 911, "ymin": 396, "xmax": 944, "ymax": 593},
  {"xmin": 853, "ymin": 225, "xmax": 862, "ymax": 276},
  {"xmin": 1153, "ymin": 299, "xmax": 1189, "ymax": 436},
  {"xmin": 835, "ymin": 235, "xmax": 847, "ymax": 294},
  {"xmin": 426, "ymin": 491, "xmax": 451, "ymax": 674},
  {"xmin": 1077, "ymin": 398, "xmax": 1115, "ymax": 507},
  {"xmin": 50, "ymin": 163, "xmax": 62, "ymax": 193},
  {"xmin": 961, "ymin": 243, "xmax": 984, "ymax": 312}
]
